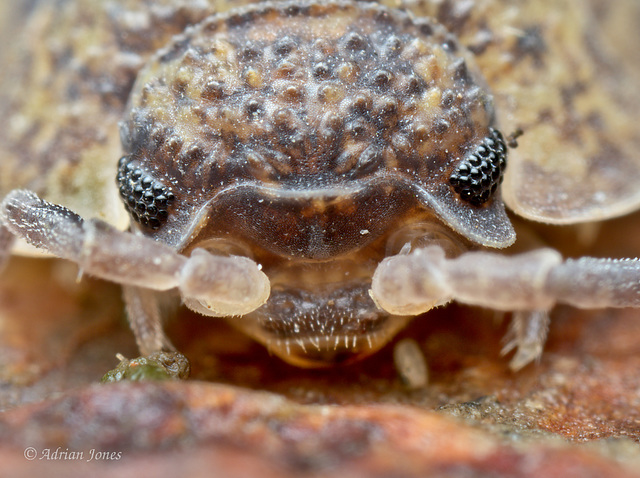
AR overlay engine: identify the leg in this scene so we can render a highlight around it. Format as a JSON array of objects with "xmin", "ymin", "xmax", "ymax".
[
  {"xmin": 393, "ymin": 338, "xmax": 429, "ymax": 389},
  {"xmin": 123, "ymin": 285, "xmax": 175, "ymax": 355},
  {"xmin": 501, "ymin": 310, "xmax": 550, "ymax": 371},
  {"xmin": 101, "ymin": 286, "xmax": 190, "ymax": 381}
]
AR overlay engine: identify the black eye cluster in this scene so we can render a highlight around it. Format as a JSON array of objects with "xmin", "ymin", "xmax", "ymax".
[
  {"xmin": 116, "ymin": 156, "xmax": 174, "ymax": 230},
  {"xmin": 449, "ymin": 128, "xmax": 507, "ymax": 206}
]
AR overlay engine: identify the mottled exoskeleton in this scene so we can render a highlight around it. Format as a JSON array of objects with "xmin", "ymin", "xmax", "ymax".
[{"xmin": 1, "ymin": 0, "xmax": 640, "ymax": 376}]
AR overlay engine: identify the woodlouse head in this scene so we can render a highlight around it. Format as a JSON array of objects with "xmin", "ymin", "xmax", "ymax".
[
  {"xmin": 119, "ymin": 0, "xmax": 514, "ymax": 251},
  {"xmin": 116, "ymin": 0, "xmax": 515, "ymax": 365}
]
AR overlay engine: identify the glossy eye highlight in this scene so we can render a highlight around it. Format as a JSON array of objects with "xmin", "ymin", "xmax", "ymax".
[
  {"xmin": 449, "ymin": 128, "xmax": 507, "ymax": 206},
  {"xmin": 116, "ymin": 156, "xmax": 174, "ymax": 230}
]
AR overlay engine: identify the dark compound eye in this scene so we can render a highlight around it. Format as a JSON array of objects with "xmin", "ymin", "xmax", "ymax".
[
  {"xmin": 116, "ymin": 156, "xmax": 174, "ymax": 230},
  {"xmin": 449, "ymin": 128, "xmax": 507, "ymax": 206}
]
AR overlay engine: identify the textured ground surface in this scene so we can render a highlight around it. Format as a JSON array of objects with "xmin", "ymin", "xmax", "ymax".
[{"xmin": 1, "ymin": 212, "xmax": 640, "ymax": 477}]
